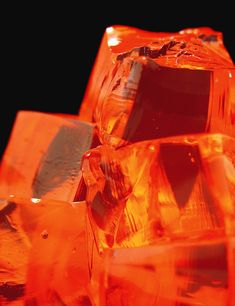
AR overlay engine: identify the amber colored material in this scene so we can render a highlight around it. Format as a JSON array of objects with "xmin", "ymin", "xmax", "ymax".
[
  {"xmin": 0, "ymin": 197, "xmax": 91, "ymax": 305},
  {"xmin": 1, "ymin": 26, "xmax": 235, "ymax": 306},
  {"xmin": 96, "ymin": 238, "xmax": 235, "ymax": 306},
  {"xmin": 79, "ymin": 26, "xmax": 235, "ymax": 147},
  {"xmin": 0, "ymin": 111, "xmax": 99, "ymax": 202},
  {"xmin": 82, "ymin": 134, "xmax": 235, "ymax": 250}
]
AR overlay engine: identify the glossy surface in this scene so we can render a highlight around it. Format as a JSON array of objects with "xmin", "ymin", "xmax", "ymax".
[
  {"xmin": 0, "ymin": 197, "xmax": 90, "ymax": 305},
  {"xmin": 79, "ymin": 26, "xmax": 235, "ymax": 147},
  {"xmin": 0, "ymin": 111, "xmax": 98, "ymax": 202},
  {"xmin": 0, "ymin": 26, "xmax": 235, "ymax": 306},
  {"xmin": 82, "ymin": 134, "xmax": 235, "ymax": 250},
  {"xmin": 97, "ymin": 237, "xmax": 235, "ymax": 306}
]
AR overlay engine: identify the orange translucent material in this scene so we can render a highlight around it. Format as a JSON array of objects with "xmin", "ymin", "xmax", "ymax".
[
  {"xmin": 79, "ymin": 26, "xmax": 235, "ymax": 147},
  {"xmin": 97, "ymin": 238, "xmax": 235, "ymax": 306},
  {"xmin": 82, "ymin": 134, "xmax": 235, "ymax": 250},
  {"xmin": 0, "ymin": 197, "xmax": 91, "ymax": 305},
  {"xmin": 0, "ymin": 111, "xmax": 98, "ymax": 202},
  {"xmin": 1, "ymin": 26, "xmax": 235, "ymax": 306}
]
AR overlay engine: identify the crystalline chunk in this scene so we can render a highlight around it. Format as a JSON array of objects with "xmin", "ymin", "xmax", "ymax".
[
  {"xmin": 0, "ymin": 197, "xmax": 90, "ymax": 305},
  {"xmin": 82, "ymin": 134, "xmax": 235, "ymax": 249},
  {"xmin": 79, "ymin": 26, "xmax": 235, "ymax": 146},
  {"xmin": 0, "ymin": 111, "xmax": 99, "ymax": 201}
]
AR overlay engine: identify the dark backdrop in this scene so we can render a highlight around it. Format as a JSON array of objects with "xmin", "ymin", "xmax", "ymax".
[{"xmin": 1, "ymin": 4, "xmax": 234, "ymax": 156}]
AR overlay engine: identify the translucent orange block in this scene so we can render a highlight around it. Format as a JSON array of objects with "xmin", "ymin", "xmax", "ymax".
[
  {"xmin": 79, "ymin": 26, "xmax": 235, "ymax": 147},
  {"xmin": 0, "ymin": 111, "xmax": 99, "ymax": 202},
  {"xmin": 95, "ymin": 237, "xmax": 235, "ymax": 306},
  {"xmin": 1, "ymin": 26, "xmax": 235, "ymax": 306},
  {"xmin": 82, "ymin": 134, "xmax": 235, "ymax": 250},
  {"xmin": 0, "ymin": 197, "xmax": 91, "ymax": 305}
]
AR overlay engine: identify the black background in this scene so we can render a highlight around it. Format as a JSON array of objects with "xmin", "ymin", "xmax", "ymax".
[{"xmin": 1, "ymin": 4, "xmax": 234, "ymax": 156}]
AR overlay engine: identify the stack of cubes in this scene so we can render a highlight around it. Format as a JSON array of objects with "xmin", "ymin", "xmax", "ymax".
[{"xmin": 0, "ymin": 26, "xmax": 235, "ymax": 306}]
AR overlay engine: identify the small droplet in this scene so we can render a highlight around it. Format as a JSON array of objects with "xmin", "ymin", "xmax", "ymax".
[
  {"xmin": 190, "ymin": 157, "xmax": 195, "ymax": 163},
  {"xmin": 41, "ymin": 230, "xmax": 48, "ymax": 239}
]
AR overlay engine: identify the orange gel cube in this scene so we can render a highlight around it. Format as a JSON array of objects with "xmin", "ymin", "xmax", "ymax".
[
  {"xmin": 0, "ymin": 111, "xmax": 99, "ymax": 202},
  {"xmin": 79, "ymin": 26, "xmax": 235, "ymax": 146},
  {"xmin": 0, "ymin": 197, "xmax": 92, "ymax": 305},
  {"xmin": 82, "ymin": 134, "xmax": 235, "ymax": 250}
]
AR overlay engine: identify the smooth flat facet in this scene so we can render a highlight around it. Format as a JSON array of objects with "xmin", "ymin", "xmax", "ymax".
[
  {"xmin": 79, "ymin": 26, "xmax": 235, "ymax": 146},
  {"xmin": 95, "ymin": 237, "xmax": 235, "ymax": 306},
  {"xmin": 0, "ymin": 111, "xmax": 99, "ymax": 202},
  {"xmin": 0, "ymin": 197, "xmax": 91, "ymax": 305}
]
